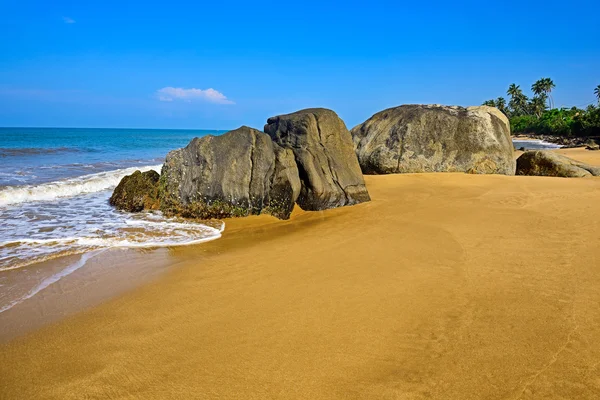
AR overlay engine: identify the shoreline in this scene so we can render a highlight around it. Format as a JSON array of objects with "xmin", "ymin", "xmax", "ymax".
[
  {"xmin": 2, "ymin": 147, "xmax": 598, "ymax": 333},
  {"xmin": 512, "ymin": 133, "xmax": 599, "ymax": 148},
  {"xmin": 1, "ymin": 148, "xmax": 600, "ymax": 398}
]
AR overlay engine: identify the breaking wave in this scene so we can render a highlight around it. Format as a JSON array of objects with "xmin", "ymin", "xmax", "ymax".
[{"xmin": 0, "ymin": 164, "xmax": 163, "ymax": 206}]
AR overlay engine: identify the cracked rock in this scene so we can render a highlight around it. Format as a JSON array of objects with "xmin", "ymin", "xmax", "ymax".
[
  {"xmin": 160, "ymin": 126, "xmax": 301, "ymax": 220},
  {"xmin": 265, "ymin": 108, "xmax": 371, "ymax": 211}
]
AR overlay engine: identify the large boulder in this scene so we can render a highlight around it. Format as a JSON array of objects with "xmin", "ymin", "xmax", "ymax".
[
  {"xmin": 264, "ymin": 108, "xmax": 370, "ymax": 211},
  {"xmin": 516, "ymin": 150, "xmax": 600, "ymax": 177},
  {"xmin": 351, "ymin": 105, "xmax": 515, "ymax": 175},
  {"xmin": 160, "ymin": 126, "xmax": 301, "ymax": 220},
  {"xmin": 109, "ymin": 170, "xmax": 161, "ymax": 212}
]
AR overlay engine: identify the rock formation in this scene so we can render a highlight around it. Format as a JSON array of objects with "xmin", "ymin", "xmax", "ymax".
[
  {"xmin": 351, "ymin": 105, "xmax": 515, "ymax": 175},
  {"xmin": 109, "ymin": 170, "xmax": 161, "ymax": 212},
  {"xmin": 264, "ymin": 108, "xmax": 370, "ymax": 210},
  {"xmin": 516, "ymin": 150, "xmax": 600, "ymax": 177},
  {"xmin": 160, "ymin": 126, "xmax": 301, "ymax": 219}
]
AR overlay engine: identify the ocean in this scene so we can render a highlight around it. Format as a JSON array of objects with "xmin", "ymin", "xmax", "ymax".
[
  {"xmin": 512, "ymin": 138, "xmax": 562, "ymax": 150},
  {"xmin": 0, "ymin": 127, "xmax": 226, "ymax": 313}
]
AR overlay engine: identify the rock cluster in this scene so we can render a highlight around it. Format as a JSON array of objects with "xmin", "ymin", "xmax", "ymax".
[
  {"xmin": 351, "ymin": 105, "xmax": 515, "ymax": 175},
  {"xmin": 114, "ymin": 104, "xmax": 594, "ymax": 220},
  {"xmin": 516, "ymin": 151, "xmax": 600, "ymax": 177},
  {"xmin": 112, "ymin": 109, "xmax": 370, "ymax": 220}
]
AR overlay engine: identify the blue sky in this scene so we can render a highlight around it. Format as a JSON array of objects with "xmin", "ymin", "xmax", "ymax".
[{"xmin": 1, "ymin": 0, "xmax": 599, "ymax": 129}]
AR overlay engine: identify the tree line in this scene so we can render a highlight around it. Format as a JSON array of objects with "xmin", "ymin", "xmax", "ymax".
[{"xmin": 482, "ymin": 79, "xmax": 600, "ymax": 137}]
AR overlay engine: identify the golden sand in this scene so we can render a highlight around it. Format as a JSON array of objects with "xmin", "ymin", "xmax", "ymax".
[
  {"xmin": 554, "ymin": 147, "xmax": 600, "ymax": 166},
  {"xmin": 1, "ymin": 149, "xmax": 600, "ymax": 399}
]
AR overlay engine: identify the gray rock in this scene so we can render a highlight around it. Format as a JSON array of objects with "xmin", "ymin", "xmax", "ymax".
[
  {"xmin": 159, "ymin": 126, "xmax": 301, "ymax": 220},
  {"xmin": 585, "ymin": 140, "xmax": 599, "ymax": 151},
  {"xmin": 516, "ymin": 150, "xmax": 600, "ymax": 177},
  {"xmin": 351, "ymin": 105, "xmax": 515, "ymax": 175},
  {"xmin": 264, "ymin": 108, "xmax": 370, "ymax": 211},
  {"xmin": 109, "ymin": 170, "xmax": 161, "ymax": 212}
]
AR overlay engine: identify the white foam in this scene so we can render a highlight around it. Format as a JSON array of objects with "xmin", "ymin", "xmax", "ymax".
[
  {"xmin": 0, "ymin": 164, "xmax": 163, "ymax": 206},
  {"xmin": 0, "ymin": 165, "xmax": 226, "ymax": 312},
  {"xmin": 512, "ymin": 139, "xmax": 562, "ymax": 149}
]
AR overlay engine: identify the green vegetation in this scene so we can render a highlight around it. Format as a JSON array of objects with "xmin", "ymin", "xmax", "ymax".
[{"xmin": 482, "ymin": 79, "xmax": 600, "ymax": 137}]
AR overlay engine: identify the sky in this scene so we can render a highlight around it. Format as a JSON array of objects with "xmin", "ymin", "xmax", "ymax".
[{"xmin": 0, "ymin": 0, "xmax": 599, "ymax": 130}]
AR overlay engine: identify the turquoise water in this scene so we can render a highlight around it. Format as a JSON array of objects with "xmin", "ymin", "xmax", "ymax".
[
  {"xmin": 0, "ymin": 127, "xmax": 225, "ymax": 186},
  {"xmin": 0, "ymin": 128, "xmax": 227, "ymax": 312}
]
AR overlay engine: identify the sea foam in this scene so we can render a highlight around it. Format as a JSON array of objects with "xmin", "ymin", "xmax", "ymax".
[
  {"xmin": 0, "ymin": 164, "xmax": 224, "ymax": 273},
  {"xmin": 0, "ymin": 164, "xmax": 162, "ymax": 206}
]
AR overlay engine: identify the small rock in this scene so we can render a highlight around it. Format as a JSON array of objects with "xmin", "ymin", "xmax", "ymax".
[
  {"xmin": 585, "ymin": 139, "xmax": 599, "ymax": 151},
  {"xmin": 109, "ymin": 170, "xmax": 161, "ymax": 212},
  {"xmin": 516, "ymin": 150, "xmax": 600, "ymax": 177}
]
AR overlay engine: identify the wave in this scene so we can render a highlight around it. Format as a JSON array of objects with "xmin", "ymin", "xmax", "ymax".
[
  {"xmin": 0, "ymin": 147, "xmax": 82, "ymax": 157},
  {"xmin": 0, "ymin": 164, "xmax": 163, "ymax": 206},
  {"xmin": 0, "ymin": 221, "xmax": 224, "ymax": 312},
  {"xmin": 512, "ymin": 139, "xmax": 562, "ymax": 149}
]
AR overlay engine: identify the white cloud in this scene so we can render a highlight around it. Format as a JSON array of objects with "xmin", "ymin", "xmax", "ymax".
[
  {"xmin": 63, "ymin": 16, "xmax": 75, "ymax": 24},
  {"xmin": 155, "ymin": 87, "xmax": 234, "ymax": 105}
]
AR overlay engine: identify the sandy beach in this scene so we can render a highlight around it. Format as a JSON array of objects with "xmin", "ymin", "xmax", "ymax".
[{"xmin": 1, "ymin": 148, "xmax": 600, "ymax": 399}]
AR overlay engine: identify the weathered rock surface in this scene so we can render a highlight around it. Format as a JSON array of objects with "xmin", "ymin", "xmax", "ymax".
[
  {"xmin": 109, "ymin": 170, "xmax": 161, "ymax": 212},
  {"xmin": 264, "ymin": 108, "xmax": 370, "ymax": 211},
  {"xmin": 351, "ymin": 105, "xmax": 515, "ymax": 175},
  {"xmin": 516, "ymin": 150, "xmax": 600, "ymax": 177},
  {"xmin": 159, "ymin": 126, "xmax": 301, "ymax": 220}
]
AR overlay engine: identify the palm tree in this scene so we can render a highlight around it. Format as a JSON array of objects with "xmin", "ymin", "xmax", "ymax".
[
  {"xmin": 595, "ymin": 85, "xmax": 600, "ymax": 104},
  {"xmin": 495, "ymin": 97, "xmax": 508, "ymax": 116},
  {"xmin": 507, "ymin": 83, "xmax": 521, "ymax": 99},
  {"xmin": 541, "ymin": 78, "xmax": 555, "ymax": 108},
  {"xmin": 482, "ymin": 100, "xmax": 496, "ymax": 107},
  {"xmin": 531, "ymin": 79, "xmax": 545, "ymax": 97},
  {"xmin": 531, "ymin": 78, "xmax": 555, "ymax": 109},
  {"xmin": 507, "ymin": 84, "xmax": 528, "ymax": 116},
  {"xmin": 530, "ymin": 95, "xmax": 547, "ymax": 118},
  {"xmin": 496, "ymin": 97, "xmax": 506, "ymax": 109}
]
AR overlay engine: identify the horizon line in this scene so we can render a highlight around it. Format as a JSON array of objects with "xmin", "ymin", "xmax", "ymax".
[{"xmin": 0, "ymin": 126, "xmax": 232, "ymax": 131}]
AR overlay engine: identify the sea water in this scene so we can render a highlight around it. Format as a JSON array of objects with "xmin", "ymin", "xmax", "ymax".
[
  {"xmin": 512, "ymin": 138, "xmax": 562, "ymax": 150},
  {"xmin": 0, "ymin": 127, "xmax": 226, "ymax": 312}
]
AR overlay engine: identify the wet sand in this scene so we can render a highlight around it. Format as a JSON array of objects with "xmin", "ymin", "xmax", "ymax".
[
  {"xmin": 1, "ymin": 149, "xmax": 600, "ymax": 399},
  {"xmin": 0, "ymin": 248, "xmax": 177, "ymax": 340}
]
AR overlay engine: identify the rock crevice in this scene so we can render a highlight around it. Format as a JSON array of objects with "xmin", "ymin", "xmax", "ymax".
[
  {"xmin": 159, "ymin": 126, "xmax": 301, "ymax": 220},
  {"xmin": 265, "ymin": 108, "xmax": 370, "ymax": 211}
]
